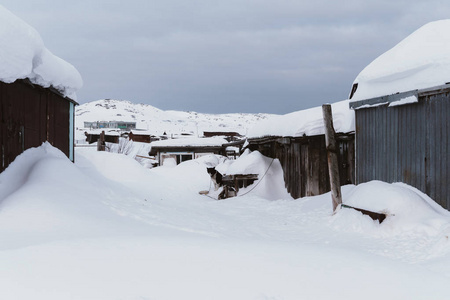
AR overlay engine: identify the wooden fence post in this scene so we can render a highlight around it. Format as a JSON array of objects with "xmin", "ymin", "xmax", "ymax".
[
  {"xmin": 97, "ymin": 130, "xmax": 105, "ymax": 151},
  {"xmin": 322, "ymin": 104, "xmax": 342, "ymax": 212}
]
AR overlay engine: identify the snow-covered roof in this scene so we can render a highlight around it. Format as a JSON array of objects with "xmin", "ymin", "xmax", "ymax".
[
  {"xmin": 350, "ymin": 20, "xmax": 450, "ymax": 102},
  {"xmin": 150, "ymin": 136, "xmax": 228, "ymax": 148},
  {"xmin": 247, "ymin": 99, "xmax": 354, "ymax": 139},
  {"xmin": 0, "ymin": 5, "xmax": 82, "ymax": 99},
  {"xmin": 84, "ymin": 129, "xmax": 121, "ymax": 136}
]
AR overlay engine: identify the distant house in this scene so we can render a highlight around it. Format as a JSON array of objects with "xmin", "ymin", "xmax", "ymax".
[
  {"xmin": 203, "ymin": 131, "xmax": 242, "ymax": 142},
  {"xmin": 349, "ymin": 20, "xmax": 450, "ymax": 209},
  {"xmin": 128, "ymin": 130, "xmax": 162, "ymax": 143},
  {"xmin": 149, "ymin": 137, "xmax": 228, "ymax": 166},
  {"xmin": 84, "ymin": 130, "xmax": 120, "ymax": 144},
  {"xmin": 0, "ymin": 6, "xmax": 82, "ymax": 173},
  {"xmin": 246, "ymin": 100, "xmax": 355, "ymax": 199}
]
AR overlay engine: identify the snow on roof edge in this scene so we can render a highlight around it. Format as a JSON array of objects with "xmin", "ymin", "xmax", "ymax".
[
  {"xmin": 247, "ymin": 99, "xmax": 355, "ymax": 139},
  {"xmin": 350, "ymin": 82, "xmax": 450, "ymax": 109},
  {"xmin": 350, "ymin": 19, "xmax": 450, "ymax": 102},
  {"xmin": 149, "ymin": 137, "xmax": 229, "ymax": 148}
]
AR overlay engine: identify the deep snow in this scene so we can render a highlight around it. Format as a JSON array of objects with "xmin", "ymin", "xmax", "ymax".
[
  {"xmin": 351, "ymin": 19, "xmax": 450, "ymax": 102},
  {"xmin": 0, "ymin": 5, "xmax": 82, "ymax": 99},
  {"xmin": 1, "ymin": 144, "xmax": 450, "ymax": 299}
]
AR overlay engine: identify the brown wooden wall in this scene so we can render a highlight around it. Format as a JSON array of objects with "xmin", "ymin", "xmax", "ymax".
[
  {"xmin": 0, "ymin": 80, "xmax": 72, "ymax": 173},
  {"xmin": 129, "ymin": 132, "xmax": 151, "ymax": 143},
  {"xmin": 248, "ymin": 134, "xmax": 355, "ymax": 199}
]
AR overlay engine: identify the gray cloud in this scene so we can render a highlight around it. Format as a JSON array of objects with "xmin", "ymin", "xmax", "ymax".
[{"xmin": 2, "ymin": 0, "xmax": 449, "ymax": 113}]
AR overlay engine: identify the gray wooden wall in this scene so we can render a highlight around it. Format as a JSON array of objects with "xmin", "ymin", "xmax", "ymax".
[
  {"xmin": 354, "ymin": 91, "xmax": 449, "ymax": 208},
  {"xmin": 249, "ymin": 134, "xmax": 355, "ymax": 199}
]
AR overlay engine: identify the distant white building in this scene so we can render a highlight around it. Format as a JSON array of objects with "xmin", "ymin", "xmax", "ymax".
[
  {"xmin": 84, "ymin": 121, "xmax": 136, "ymax": 130},
  {"xmin": 149, "ymin": 137, "xmax": 229, "ymax": 166}
]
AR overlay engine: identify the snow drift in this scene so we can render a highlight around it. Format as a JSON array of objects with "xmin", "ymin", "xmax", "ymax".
[
  {"xmin": 215, "ymin": 150, "xmax": 292, "ymax": 200},
  {"xmin": 2, "ymin": 144, "xmax": 450, "ymax": 299}
]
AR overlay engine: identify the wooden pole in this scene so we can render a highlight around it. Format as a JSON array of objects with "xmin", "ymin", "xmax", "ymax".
[
  {"xmin": 97, "ymin": 130, "xmax": 105, "ymax": 151},
  {"xmin": 322, "ymin": 104, "xmax": 342, "ymax": 212}
]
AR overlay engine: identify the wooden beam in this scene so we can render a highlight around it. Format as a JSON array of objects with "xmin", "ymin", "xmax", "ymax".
[
  {"xmin": 341, "ymin": 204, "xmax": 387, "ymax": 223},
  {"xmin": 322, "ymin": 104, "xmax": 342, "ymax": 212}
]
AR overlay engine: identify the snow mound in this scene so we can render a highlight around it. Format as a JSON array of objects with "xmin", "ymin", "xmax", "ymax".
[
  {"xmin": 0, "ymin": 143, "xmax": 147, "ymax": 249},
  {"xmin": 195, "ymin": 154, "xmax": 228, "ymax": 168},
  {"xmin": 247, "ymin": 99, "xmax": 354, "ymax": 138},
  {"xmin": 0, "ymin": 5, "xmax": 82, "ymax": 99},
  {"xmin": 351, "ymin": 19, "xmax": 450, "ymax": 101},
  {"xmin": 333, "ymin": 181, "xmax": 450, "ymax": 237},
  {"xmin": 0, "ymin": 142, "xmax": 66, "ymax": 202},
  {"xmin": 75, "ymin": 147, "xmax": 153, "ymax": 184}
]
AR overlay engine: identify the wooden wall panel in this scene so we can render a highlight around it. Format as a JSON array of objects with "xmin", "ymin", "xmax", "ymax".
[{"xmin": 0, "ymin": 80, "xmax": 73, "ymax": 173}]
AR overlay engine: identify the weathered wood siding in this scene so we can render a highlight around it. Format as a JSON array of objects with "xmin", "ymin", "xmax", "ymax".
[
  {"xmin": 249, "ymin": 134, "xmax": 355, "ymax": 199},
  {"xmin": 354, "ymin": 90, "xmax": 449, "ymax": 208},
  {"xmin": 0, "ymin": 80, "xmax": 74, "ymax": 173}
]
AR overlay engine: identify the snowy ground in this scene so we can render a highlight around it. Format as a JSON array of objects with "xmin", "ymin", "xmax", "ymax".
[{"xmin": 1, "ymin": 144, "xmax": 450, "ymax": 299}]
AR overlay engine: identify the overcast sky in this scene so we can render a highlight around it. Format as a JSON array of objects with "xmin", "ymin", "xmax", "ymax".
[{"xmin": 2, "ymin": 0, "xmax": 449, "ymax": 114}]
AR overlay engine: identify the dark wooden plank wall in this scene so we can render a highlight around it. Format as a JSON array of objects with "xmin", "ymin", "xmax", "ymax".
[
  {"xmin": 129, "ymin": 132, "xmax": 151, "ymax": 143},
  {"xmin": 0, "ymin": 80, "xmax": 71, "ymax": 173},
  {"xmin": 250, "ymin": 134, "xmax": 355, "ymax": 199},
  {"xmin": 355, "ymin": 92, "xmax": 449, "ymax": 208}
]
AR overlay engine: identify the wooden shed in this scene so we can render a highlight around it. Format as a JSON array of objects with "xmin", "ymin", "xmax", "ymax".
[
  {"xmin": 84, "ymin": 130, "xmax": 120, "ymax": 144},
  {"xmin": 203, "ymin": 131, "xmax": 242, "ymax": 142},
  {"xmin": 247, "ymin": 134, "xmax": 354, "ymax": 199},
  {"xmin": 128, "ymin": 131, "xmax": 161, "ymax": 143},
  {"xmin": 246, "ymin": 100, "xmax": 355, "ymax": 199},
  {"xmin": 0, "ymin": 5, "xmax": 82, "ymax": 173},
  {"xmin": 350, "ymin": 85, "xmax": 449, "ymax": 208}
]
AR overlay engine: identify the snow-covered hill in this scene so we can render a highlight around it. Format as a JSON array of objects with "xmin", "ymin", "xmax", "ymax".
[{"xmin": 75, "ymin": 99, "xmax": 275, "ymax": 141}]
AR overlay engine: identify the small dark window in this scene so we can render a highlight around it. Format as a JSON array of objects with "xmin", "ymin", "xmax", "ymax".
[
  {"xmin": 349, "ymin": 83, "xmax": 358, "ymax": 99},
  {"xmin": 181, "ymin": 154, "xmax": 193, "ymax": 162},
  {"xmin": 176, "ymin": 154, "xmax": 193, "ymax": 164}
]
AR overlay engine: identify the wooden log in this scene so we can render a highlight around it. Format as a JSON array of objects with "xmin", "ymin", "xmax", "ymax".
[
  {"xmin": 341, "ymin": 204, "xmax": 387, "ymax": 223},
  {"xmin": 322, "ymin": 104, "xmax": 342, "ymax": 212},
  {"xmin": 135, "ymin": 155, "xmax": 153, "ymax": 160}
]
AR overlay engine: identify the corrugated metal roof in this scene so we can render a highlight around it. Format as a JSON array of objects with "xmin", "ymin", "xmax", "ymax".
[{"xmin": 350, "ymin": 83, "xmax": 450, "ymax": 110}]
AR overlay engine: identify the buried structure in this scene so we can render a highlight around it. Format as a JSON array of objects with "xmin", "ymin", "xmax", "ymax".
[
  {"xmin": 0, "ymin": 5, "xmax": 82, "ymax": 172},
  {"xmin": 349, "ymin": 20, "xmax": 450, "ymax": 209}
]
